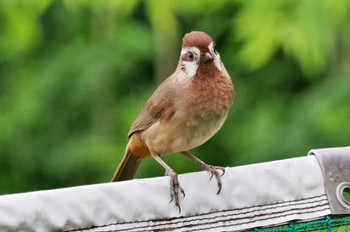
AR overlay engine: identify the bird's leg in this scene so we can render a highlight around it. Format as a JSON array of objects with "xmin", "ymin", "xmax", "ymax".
[
  {"xmin": 180, "ymin": 151, "xmax": 225, "ymax": 194},
  {"xmin": 153, "ymin": 155, "xmax": 185, "ymax": 213}
]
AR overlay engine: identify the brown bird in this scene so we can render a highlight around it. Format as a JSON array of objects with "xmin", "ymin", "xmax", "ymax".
[{"xmin": 112, "ymin": 31, "xmax": 234, "ymax": 212}]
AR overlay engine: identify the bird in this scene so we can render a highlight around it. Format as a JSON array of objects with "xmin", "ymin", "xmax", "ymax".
[{"xmin": 111, "ymin": 31, "xmax": 234, "ymax": 212}]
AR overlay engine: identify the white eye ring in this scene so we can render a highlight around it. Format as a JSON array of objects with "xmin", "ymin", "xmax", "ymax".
[{"xmin": 182, "ymin": 52, "xmax": 195, "ymax": 62}]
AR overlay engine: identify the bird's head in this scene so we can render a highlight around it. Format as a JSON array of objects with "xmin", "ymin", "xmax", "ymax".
[{"xmin": 179, "ymin": 31, "xmax": 225, "ymax": 78}]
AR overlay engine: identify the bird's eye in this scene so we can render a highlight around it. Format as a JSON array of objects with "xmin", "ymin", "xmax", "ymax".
[
  {"xmin": 182, "ymin": 51, "xmax": 195, "ymax": 62},
  {"xmin": 213, "ymin": 48, "xmax": 218, "ymax": 55}
]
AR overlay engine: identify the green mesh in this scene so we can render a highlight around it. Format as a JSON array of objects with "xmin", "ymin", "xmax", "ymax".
[{"xmin": 249, "ymin": 216, "xmax": 350, "ymax": 232}]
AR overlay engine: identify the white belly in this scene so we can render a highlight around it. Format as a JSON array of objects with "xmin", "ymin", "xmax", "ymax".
[{"xmin": 141, "ymin": 111, "xmax": 228, "ymax": 154}]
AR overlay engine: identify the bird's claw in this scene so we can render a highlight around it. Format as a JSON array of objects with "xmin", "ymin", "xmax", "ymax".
[
  {"xmin": 202, "ymin": 165, "xmax": 225, "ymax": 194},
  {"xmin": 166, "ymin": 170, "xmax": 185, "ymax": 213}
]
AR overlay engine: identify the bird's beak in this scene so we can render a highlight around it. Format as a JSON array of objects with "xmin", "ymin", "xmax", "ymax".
[{"xmin": 199, "ymin": 52, "xmax": 213, "ymax": 64}]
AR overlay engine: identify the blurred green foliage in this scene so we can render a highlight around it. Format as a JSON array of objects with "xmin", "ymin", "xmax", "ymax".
[{"xmin": 0, "ymin": 0, "xmax": 350, "ymax": 194}]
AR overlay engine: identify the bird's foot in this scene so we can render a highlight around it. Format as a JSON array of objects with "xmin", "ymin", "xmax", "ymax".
[
  {"xmin": 180, "ymin": 151, "xmax": 225, "ymax": 194},
  {"xmin": 166, "ymin": 170, "xmax": 185, "ymax": 213},
  {"xmin": 201, "ymin": 165, "xmax": 225, "ymax": 194}
]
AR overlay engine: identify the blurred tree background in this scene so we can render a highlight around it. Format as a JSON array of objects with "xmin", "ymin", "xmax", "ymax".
[{"xmin": 0, "ymin": 0, "xmax": 350, "ymax": 195}]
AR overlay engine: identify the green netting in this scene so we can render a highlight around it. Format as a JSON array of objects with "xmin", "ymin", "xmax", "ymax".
[{"xmin": 249, "ymin": 216, "xmax": 350, "ymax": 232}]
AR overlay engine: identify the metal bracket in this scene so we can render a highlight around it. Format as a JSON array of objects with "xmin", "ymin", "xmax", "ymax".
[{"xmin": 309, "ymin": 146, "xmax": 350, "ymax": 215}]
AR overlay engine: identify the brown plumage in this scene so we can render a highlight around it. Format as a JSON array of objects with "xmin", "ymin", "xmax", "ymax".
[
  {"xmin": 112, "ymin": 31, "xmax": 234, "ymax": 212},
  {"xmin": 182, "ymin": 31, "xmax": 213, "ymax": 51}
]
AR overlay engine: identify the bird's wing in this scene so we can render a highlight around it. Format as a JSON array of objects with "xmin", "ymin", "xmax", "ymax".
[{"xmin": 127, "ymin": 82, "xmax": 176, "ymax": 138}]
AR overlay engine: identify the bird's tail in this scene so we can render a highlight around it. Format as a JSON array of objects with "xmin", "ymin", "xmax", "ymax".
[{"xmin": 111, "ymin": 148, "xmax": 141, "ymax": 182}]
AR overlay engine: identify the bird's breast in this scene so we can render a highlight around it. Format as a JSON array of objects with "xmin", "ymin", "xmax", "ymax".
[
  {"xmin": 142, "ymin": 73, "xmax": 233, "ymax": 154},
  {"xmin": 186, "ymin": 73, "xmax": 233, "ymax": 122}
]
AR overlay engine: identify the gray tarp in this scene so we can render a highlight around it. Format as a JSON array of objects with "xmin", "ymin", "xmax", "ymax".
[{"xmin": 0, "ymin": 147, "xmax": 349, "ymax": 231}]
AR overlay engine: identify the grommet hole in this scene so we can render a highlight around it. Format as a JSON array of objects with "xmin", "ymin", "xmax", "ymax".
[
  {"xmin": 337, "ymin": 182, "xmax": 350, "ymax": 209},
  {"xmin": 341, "ymin": 186, "xmax": 350, "ymax": 205}
]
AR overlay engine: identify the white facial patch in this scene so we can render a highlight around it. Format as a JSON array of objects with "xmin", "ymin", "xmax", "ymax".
[
  {"xmin": 180, "ymin": 47, "xmax": 200, "ymax": 78},
  {"xmin": 181, "ymin": 61, "xmax": 198, "ymax": 77},
  {"xmin": 208, "ymin": 42, "xmax": 224, "ymax": 72}
]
